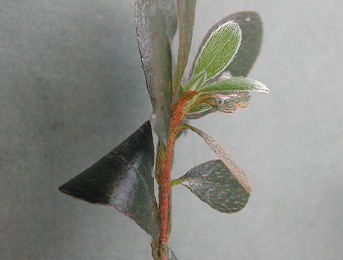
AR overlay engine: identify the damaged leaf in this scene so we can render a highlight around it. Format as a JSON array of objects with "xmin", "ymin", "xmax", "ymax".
[{"xmin": 185, "ymin": 91, "xmax": 250, "ymax": 119}]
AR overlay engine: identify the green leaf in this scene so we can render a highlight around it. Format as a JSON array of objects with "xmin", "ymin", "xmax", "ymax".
[
  {"xmin": 199, "ymin": 77, "xmax": 269, "ymax": 93},
  {"xmin": 135, "ymin": 0, "xmax": 177, "ymax": 107},
  {"xmin": 190, "ymin": 11, "xmax": 263, "ymax": 78},
  {"xmin": 191, "ymin": 21, "xmax": 242, "ymax": 80},
  {"xmin": 59, "ymin": 121, "xmax": 160, "ymax": 239},
  {"xmin": 183, "ymin": 71, "xmax": 207, "ymax": 91},
  {"xmin": 150, "ymin": 2, "xmax": 173, "ymax": 143},
  {"xmin": 178, "ymin": 159, "xmax": 249, "ymax": 213},
  {"xmin": 173, "ymin": 0, "xmax": 197, "ymax": 92},
  {"xmin": 185, "ymin": 91, "xmax": 250, "ymax": 119},
  {"xmin": 184, "ymin": 125, "xmax": 252, "ymax": 193}
]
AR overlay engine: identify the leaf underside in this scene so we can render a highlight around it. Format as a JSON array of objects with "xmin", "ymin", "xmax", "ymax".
[
  {"xmin": 181, "ymin": 159, "xmax": 249, "ymax": 213},
  {"xmin": 190, "ymin": 11, "xmax": 263, "ymax": 78},
  {"xmin": 185, "ymin": 125, "xmax": 252, "ymax": 193},
  {"xmin": 173, "ymin": 0, "xmax": 197, "ymax": 90},
  {"xmin": 134, "ymin": 0, "xmax": 177, "ymax": 108},
  {"xmin": 59, "ymin": 121, "xmax": 160, "ymax": 239}
]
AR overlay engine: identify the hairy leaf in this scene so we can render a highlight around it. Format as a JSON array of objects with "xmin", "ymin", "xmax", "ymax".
[
  {"xmin": 183, "ymin": 71, "xmax": 207, "ymax": 91},
  {"xmin": 179, "ymin": 159, "xmax": 249, "ymax": 213},
  {"xmin": 190, "ymin": 11, "xmax": 263, "ymax": 77},
  {"xmin": 59, "ymin": 121, "xmax": 160, "ymax": 238},
  {"xmin": 199, "ymin": 77, "xmax": 269, "ymax": 93},
  {"xmin": 135, "ymin": 0, "xmax": 177, "ymax": 107},
  {"xmin": 191, "ymin": 21, "xmax": 242, "ymax": 80},
  {"xmin": 185, "ymin": 125, "xmax": 252, "ymax": 193},
  {"xmin": 150, "ymin": 3, "xmax": 173, "ymax": 143},
  {"xmin": 173, "ymin": 0, "xmax": 197, "ymax": 92},
  {"xmin": 185, "ymin": 91, "xmax": 250, "ymax": 119}
]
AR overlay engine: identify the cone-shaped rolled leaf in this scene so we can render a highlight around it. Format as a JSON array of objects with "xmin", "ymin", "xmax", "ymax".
[
  {"xmin": 178, "ymin": 159, "xmax": 249, "ymax": 213},
  {"xmin": 164, "ymin": 245, "xmax": 178, "ymax": 260},
  {"xmin": 190, "ymin": 11, "xmax": 263, "ymax": 78},
  {"xmin": 173, "ymin": 0, "xmax": 197, "ymax": 92},
  {"xmin": 135, "ymin": 0, "xmax": 177, "ymax": 107},
  {"xmin": 191, "ymin": 21, "xmax": 242, "ymax": 80},
  {"xmin": 59, "ymin": 121, "xmax": 159, "ymax": 239},
  {"xmin": 184, "ymin": 125, "xmax": 252, "ymax": 193},
  {"xmin": 199, "ymin": 77, "xmax": 269, "ymax": 93},
  {"xmin": 150, "ymin": 2, "xmax": 173, "ymax": 143},
  {"xmin": 185, "ymin": 91, "xmax": 250, "ymax": 119}
]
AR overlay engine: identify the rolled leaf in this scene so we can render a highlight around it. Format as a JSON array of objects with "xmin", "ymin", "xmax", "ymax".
[
  {"xmin": 135, "ymin": 0, "xmax": 177, "ymax": 107},
  {"xmin": 199, "ymin": 77, "xmax": 269, "ymax": 93},
  {"xmin": 150, "ymin": 3, "xmax": 173, "ymax": 143},
  {"xmin": 190, "ymin": 11, "xmax": 263, "ymax": 77},
  {"xmin": 179, "ymin": 159, "xmax": 249, "ymax": 213},
  {"xmin": 59, "ymin": 121, "xmax": 160, "ymax": 239},
  {"xmin": 173, "ymin": 0, "xmax": 197, "ymax": 92},
  {"xmin": 164, "ymin": 245, "xmax": 178, "ymax": 260},
  {"xmin": 191, "ymin": 21, "xmax": 242, "ymax": 80},
  {"xmin": 184, "ymin": 125, "xmax": 252, "ymax": 193}
]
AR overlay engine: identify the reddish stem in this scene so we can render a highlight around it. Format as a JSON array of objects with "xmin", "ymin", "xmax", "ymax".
[{"xmin": 157, "ymin": 92, "xmax": 197, "ymax": 257}]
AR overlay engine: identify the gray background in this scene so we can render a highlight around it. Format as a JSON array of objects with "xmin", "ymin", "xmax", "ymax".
[{"xmin": 1, "ymin": 0, "xmax": 342, "ymax": 259}]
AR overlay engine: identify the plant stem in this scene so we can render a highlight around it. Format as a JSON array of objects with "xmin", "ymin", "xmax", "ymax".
[{"xmin": 156, "ymin": 92, "xmax": 197, "ymax": 259}]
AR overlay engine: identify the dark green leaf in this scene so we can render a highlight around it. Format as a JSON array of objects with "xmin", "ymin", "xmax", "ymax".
[
  {"xmin": 185, "ymin": 91, "xmax": 250, "ymax": 119},
  {"xmin": 59, "ymin": 121, "xmax": 160, "ymax": 239},
  {"xmin": 190, "ymin": 11, "xmax": 263, "ymax": 78},
  {"xmin": 199, "ymin": 77, "xmax": 269, "ymax": 93},
  {"xmin": 179, "ymin": 159, "xmax": 249, "ymax": 213},
  {"xmin": 185, "ymin": 125, "xmax": 252, "ymax": 193},
  {"xmin": 191, "ymin": 21, "xmax": 242, "ymax": 80},
  {"xmin": 173, "ymin": 0, "xmax": 197, "ymax": 92},
  {"xmin": 150, "ymin": 3, "xmax": 173, "ymax": 143},
  {"xmin": 135, "ymin": 0, "xmax": 177, "ymax": 107}
]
